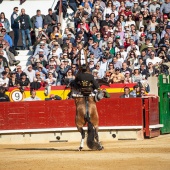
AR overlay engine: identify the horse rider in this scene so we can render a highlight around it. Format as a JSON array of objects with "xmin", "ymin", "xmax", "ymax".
[{"xmin": 75, "ymin": 64, "xmax": 99, "ymax": 96}]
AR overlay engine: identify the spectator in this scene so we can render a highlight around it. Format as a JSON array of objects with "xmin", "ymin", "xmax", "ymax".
[
  {"xmin": 45, "ymin": 94, "xmax": 61, "ymax": 101},
  {"xmin": 0, "ymin": 86, "xmax": 10, "ymax": 102},
  {"xmin": 132, "ymin": 67, "xmax": 143, "ymax": 83},
  {"xmin": 1, "ymin": 28, "xmax": 13, "ymax": 47},
  {"xmin": 24, "ymin": 65, "xmax": 35, "ymax": 83},
  {"xmin": 11, "ymin": 7, "xmax": 19, "ymax": 50},
  {"xmin": 15, "ymin": 8, "xmax": 32, "ymax": 50},
  {"xmin": 31, "ymin": 10, "xmax": 45, "ymax": 38},
  {"xmin": 44, "ymin": 8, "xmax": 57, "ymax": 35},
  {"xmin": 0, "ymin": 12, "xmax": 10, "ymax": 33},
  {"xmin": 8, "ymin": 71, "xmax": 18, "ymax": 87},
  {"xmin": 23, "ymin": 91, "xmax": 41, "ymax": 101},
  {"xmin": 111, "ymin": 67, "xmax": 124, "ymax": 83},
  {"xmin": 0, "ymin": 71, "xmax": 9, "ymax": 88},
  {"xmin": 120, "ymin": 87, "xmax": 134, "ymax": 98}
]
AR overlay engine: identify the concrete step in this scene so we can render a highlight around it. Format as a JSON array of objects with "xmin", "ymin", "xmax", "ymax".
[
  {"xmin": 16, "ymin": 50, "xmax": 33, "ymax": 56},
  {"xmin": 15, "ymin": 55, "xmax": 31, "ymax": 61}
]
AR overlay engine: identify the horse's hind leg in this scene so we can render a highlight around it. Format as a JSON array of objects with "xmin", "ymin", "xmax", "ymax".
[
  {"xmin": 94, "ymin": 127, "xmax": 104, "ymax": 150},
  {"xmin": 77, "ymin": 127, "xmax": 85, "ymax": 151}
]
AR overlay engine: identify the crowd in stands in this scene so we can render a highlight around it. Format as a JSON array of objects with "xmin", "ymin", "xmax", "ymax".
[{"xmin": 0, "ymin": 0, "xmax": 170, "ymax": 97}]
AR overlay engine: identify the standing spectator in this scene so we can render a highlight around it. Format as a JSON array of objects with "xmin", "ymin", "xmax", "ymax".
[
  {"xmin": 15, "ymin": 8, "xmax": 33, "ymax": 50},
  {"xmin": 31, "ymin": 10, "xmax": 45, "ymax": 38},
  {"xmin": 11, "ymin": 7, "xmax": 19, "ymax": 50},
  {"xmin": 0, "ymin": 12, "xmax": 10, "ymax": 33},
  {"xmin": 44, "ymin": 8, "xmax": 57, "ymax": 36},
  {"xmin": 160, "ymin": 0, "xmax": 170, "ymax": 18}
]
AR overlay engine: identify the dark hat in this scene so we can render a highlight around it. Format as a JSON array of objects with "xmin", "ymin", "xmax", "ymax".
[
  {"xmin": 11, "ymin": 71, "xmax": 16, "ymax": 74},
  {"xmin": 105, "ymin": 14, "xmax": 110, "ymax": 18},
  {"xmin": 0, "ymin": 44, "xmax": 3, "ymax": 48},
  {"xmin": 105, "ymin": 47, "xmax": 110, "ymax": 50},
  {"xmin": 116, "ymin": 35, "xmax": 120, "ymax": 39},
  {"xmin": 1, "ymin": 71, "xmax": 7, "ymax": 75},
  {"xmin": 21, "ymin": 72, "xmax": 27, "ymax": 77},
  {"xmin": 90, "ymin": 51, "xmax": 94, "ymax": 55},
  {"xmin": 166, "ymin": 25, "xmax": 170, "ymax": 29},
  {"xmin": 156, "ymin": 7, "xmax": 160, "ymax": 10},
  {"xmin": 119, "ymin": 45, "xmax": 124, "ymax": 49},
  {"xmin": 89, "ymin": 37, "xmax": 93, "ymax": 40},
  {"xmin": 78, "ymin": 31, "xmax": 83, "ymax": 34},
  {"xmin": 115, "ymin": 67, "xmax": 120, "ymax": 71},
  {"xmin": 84, "ymin": 11, "xmax": 88, "ymax": 15},
  {"xmin": 39, "ymin": 54, "xmax": 44, "ymax": 58}
]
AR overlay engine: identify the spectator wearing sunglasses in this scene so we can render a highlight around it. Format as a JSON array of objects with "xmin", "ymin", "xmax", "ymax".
[{"xmin": 1, "ymin": 28, "xmax": 13, "ymax": 47}]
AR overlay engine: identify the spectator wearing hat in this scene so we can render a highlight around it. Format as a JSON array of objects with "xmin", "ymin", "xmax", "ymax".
[
  {"xmin": 24, "ymin": 91, "xmax": 41, "ymax": 101},
  {"xmin": 111, "ymin": 67, "xmax": 124, "ymax": 83},
  {"xmin": 15, "ymin": 8, "xmax": 33, "ymax": 50},
  {"xmin": 120, "ymin": 87, "xmax": 134, "ymax": 98},
  {"xmin": 138, "ymin": 33, "xmax": 146, "ymax": 49},
  {"xmin": 91, "ymin": 69, "xmax": 99, "ymax": 79},
  {"xmin": 149, "ymin": 0, "xmax": 161, "ymax": 13},
  {"xmin": 88, "ymin": 58, "xmax": 95, "ymax": 71},
  {"xmin": 44, "ymin": 8, "xmax": 57, "ymax": 35},
  {"xmin": 31, "ymin": 10, "xmax": 45, "ymax": 38},
  {"xmin": 10, "ymin": 7, "xmax": 19, "ymax": 50},
  {"xmin": 89, "ymin": 41, "xmax": 102, "ymax": 61},
  {"xmin": 124, "ymin": 71, "xmax": 132, "ymax": 84},
  {"xmin": 132, "ymin": 0, "xmax": 141, "ymax": 15}
]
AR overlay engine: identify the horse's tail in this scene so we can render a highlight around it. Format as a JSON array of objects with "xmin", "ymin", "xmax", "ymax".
[{"xmin": 86, "ymin": 121, "xmax": 101, "ymax": 150}]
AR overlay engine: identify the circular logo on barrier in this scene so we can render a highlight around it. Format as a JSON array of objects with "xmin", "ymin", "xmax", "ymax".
[{"xmin": 9, "ymin": 89, "xmax": 25, "ymax": 102}]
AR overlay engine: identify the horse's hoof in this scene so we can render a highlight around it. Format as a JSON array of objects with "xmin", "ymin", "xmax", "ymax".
[
  {"xmin": 78, "ymin": 147, "xmax": 83, "ymax": 151},
  {"xmin": 98, "ymin": 146, "xmax": 104, "ymax": 151}
]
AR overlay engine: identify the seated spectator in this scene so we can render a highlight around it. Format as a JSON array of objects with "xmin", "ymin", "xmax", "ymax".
[
  {"xmin": 50, "ymin": 26, "xmax": 62, "ymax": 40},
  {"xmin": 92, "ymin": 69, "xmax": 100, "ymax": 80},
  {"xmin": 17, "ymin": 72, "xmax": 30, "ymax": 92},
  {"xmin": 108, "ymin": 62, "xmax": 115, "ymax": 74},
  {"xmin": 113, "ymin": 56, "xmax": 122, "ymax": 69},
  {"xmin": 0, "ymin": 86, "xmax": 10, "ymax": 102},
  {"xmin": 23, "ymin": 91, "xmax": 41, "ymax": 101},
  {"xmin": 132, "ymin": 67, "xmax": 143, "ymax": 83},
  {"xmin": 63, "ymin": 69, "xmax": 75, "ymax": 85},
  {"xmin": 124, "ymin": 71, "xmax": 132, "ymax": 84},
  {"xmin": 24, "ymin": 65, "xmax": 35, "ymax": 83},
  {"xmin": 4, "ymin": 66, "xmax": 11, "ymax": 78},
  {"xmin": 8, "ymin": 71, "xmax": 18, "ymax": 87},
  {"xmin": 1, "ymin": 28, "xmax": 13, "ymax": 47},
  {"xmin": 146, "ymin": 62, "xmax": 159, "ymax": 77},
  {"xmin": 71, "ymin": 64, "xmax": 78, "ymax": 76},
  {"xmin": 111, "ymin": 67, "xmax": 124, "ymax": 83},
  {"xmin": 120, "ymin": 87, "xmax": 134, "ymax": 98},
  {"xmin": 103, "ymin": 70, "xmax": 113, "ymax": 83},
  {"xmin": 0, "ymin": 71, "xmax": 9, "ymax": 88},
  {"xmin": 45, "ymin": 94, "xmax": 62, "ymax": 101},
  {"xmin": 30, "ymin": 77, "xmax": 42, "ymax": 94}
]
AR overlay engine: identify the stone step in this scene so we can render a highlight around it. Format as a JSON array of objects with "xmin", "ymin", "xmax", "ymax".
[
  {"xmin": 16, "ymin": 50, "xmax": 33, "ymax": 56},
  {"xmin": 15, "ymin": 55, "xmax": 31, "ymax": 61}
]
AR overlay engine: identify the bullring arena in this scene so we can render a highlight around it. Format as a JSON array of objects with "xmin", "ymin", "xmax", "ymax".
[{"xmin": 0, "ymin": 135, "xmax": 170, "ymax": 170}]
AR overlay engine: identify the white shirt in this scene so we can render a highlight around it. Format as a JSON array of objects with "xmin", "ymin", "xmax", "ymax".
[
  {"xmin": 24, "ymin": 96, "xmax": 41, "ymax": 101},
  {"xmin": 146, "ymin": 57, "xmax": 162, "ymax": 66},
  {"xmin": 0, "ymin": 77, "xmax": 9, "ymax": 87}
]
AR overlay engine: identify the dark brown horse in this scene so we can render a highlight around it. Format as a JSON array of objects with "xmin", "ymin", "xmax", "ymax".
[{"xmin": 74, "ymin": 96, "xmax": 103, "ymax": 151}]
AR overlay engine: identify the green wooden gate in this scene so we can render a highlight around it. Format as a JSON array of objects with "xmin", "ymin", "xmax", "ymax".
[{"xmin": 158, "ymin": 75, "xmax": 170, "ymax": 134}]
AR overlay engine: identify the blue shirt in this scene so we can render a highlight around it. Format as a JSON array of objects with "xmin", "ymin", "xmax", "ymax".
[
  {"xmin": 4, "ymin": 34, "xmax": 13, "ymax": 47},
  {"xmin": 35, "ymin": 16, "xmax": 43, "ymax": 29}
]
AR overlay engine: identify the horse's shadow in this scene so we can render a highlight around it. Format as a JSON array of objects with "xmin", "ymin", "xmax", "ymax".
[{"xmin": 4, "ymin": 148, "xmax": 93, "ymax": 152}]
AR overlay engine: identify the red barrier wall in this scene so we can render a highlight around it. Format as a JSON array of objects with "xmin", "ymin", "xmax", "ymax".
[{"xmin": 0, "ymin": 98, "xmax": 143, "ymax": 130}]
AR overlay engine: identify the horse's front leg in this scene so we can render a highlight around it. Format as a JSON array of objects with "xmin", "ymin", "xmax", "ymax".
[{"xmin": 77, "ymin": 126, "xmax": 85, "ymax": 151}]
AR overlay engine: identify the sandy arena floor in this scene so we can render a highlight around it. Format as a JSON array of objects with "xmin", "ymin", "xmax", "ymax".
[{"xmin": 0, "ymin": 134, "xmax": 170, "ymax": 170}]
